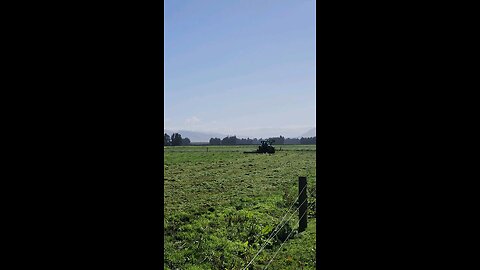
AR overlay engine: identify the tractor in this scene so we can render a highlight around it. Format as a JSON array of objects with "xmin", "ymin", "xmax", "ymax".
[{"xmin": 244, "ymin": 139, "xmax": 275, "ymax": 154}]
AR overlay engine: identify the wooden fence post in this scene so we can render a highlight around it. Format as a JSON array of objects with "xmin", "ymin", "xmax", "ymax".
[{"xmin": 299, "ymin": 176, "xmax": 307, "ymax": 232}]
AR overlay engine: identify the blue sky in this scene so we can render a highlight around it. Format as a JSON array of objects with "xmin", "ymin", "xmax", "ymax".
[{"xmin": 164, "ymin": 0, "xmax": 316, "ymax": 137}]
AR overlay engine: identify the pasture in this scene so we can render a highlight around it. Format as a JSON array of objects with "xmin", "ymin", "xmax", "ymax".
[{"xmin": 164, "ymin": 144, "xmax": 317, "ymax": 269}]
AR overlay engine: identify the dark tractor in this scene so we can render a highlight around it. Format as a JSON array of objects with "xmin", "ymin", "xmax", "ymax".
[{"xmin": 244, "ymin": 139, "xmax": 275, "ymax": 154}]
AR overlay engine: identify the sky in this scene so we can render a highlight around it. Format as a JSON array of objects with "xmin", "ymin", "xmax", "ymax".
[{"xmin": 164, "ymin": 0, "xmax": 316, "ymax": 138}]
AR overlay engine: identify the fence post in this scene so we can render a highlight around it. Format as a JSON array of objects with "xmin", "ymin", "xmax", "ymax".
[{"xmin": 299, "ymin": 176, "xmax": 307, "ymax": 232}]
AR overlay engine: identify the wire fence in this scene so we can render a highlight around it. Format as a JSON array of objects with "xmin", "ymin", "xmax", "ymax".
[
  {"xmin": 242, "ymin": 186, "xmax": 317, "ymax": 270},
  {"xmin": 165, "ymin": 175, "xmax": 317, "ymax": 269},
  {"xmin": 264, "ymin": 208, "xmax": 310, "ymax": 269},
  {"xmin": 242, "ymin": 185, "xmax": 308, "ymax": 270}
]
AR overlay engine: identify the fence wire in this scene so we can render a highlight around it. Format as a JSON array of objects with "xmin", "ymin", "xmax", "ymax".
[
  {"xmin": 244, "ymin": 187, "xmax": 317, "ymax": 270},
  {"xmin": 241, "ymin": 184, "xmax": 307, "ymax": 270},
  {"xmin": 264, "ymin": 206, "xmax": 309, "ymax": 269}
]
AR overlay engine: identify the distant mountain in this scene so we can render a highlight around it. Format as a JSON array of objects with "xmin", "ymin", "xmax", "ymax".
[
  {"xmin": 237, "ymin": 127, "xmax": 313, "ymax": 139},
  {"xmin": 300, "ymin": 127, "xmax": 316, "ymax": 137},
  {"xmin": 164, "ymin": 127, "xmax": 316, "ymax": 142},
  {"xmin": 164, "ymin": 129, "xmax": 227, "ymax": 142}
]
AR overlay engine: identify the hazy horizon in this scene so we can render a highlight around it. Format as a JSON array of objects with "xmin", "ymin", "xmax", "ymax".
[
  {"xmin": 164, "ymin": 126, "xmax": 315, "ymax": 140},
  {"xmin": 164, "ymin": 0, "xmax": 316, "ymax": 135}
]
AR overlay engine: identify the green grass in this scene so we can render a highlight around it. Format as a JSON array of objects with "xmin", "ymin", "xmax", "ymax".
[{"xmin": 164, "ymin": 144, "xmax": 316, "ymax": 269}]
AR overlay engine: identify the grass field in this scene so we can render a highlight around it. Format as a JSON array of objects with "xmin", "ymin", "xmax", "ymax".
[{"xmin": 164, "ymin": 144, "xmax": 316, "ymax": 269}]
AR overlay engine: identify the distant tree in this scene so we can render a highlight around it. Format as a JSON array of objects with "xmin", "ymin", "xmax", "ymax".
[
  {"xmin": 221, "ymin": 136, "xmax": 237, "ymax": 145},
  {"xmin": 269, "ymin": 136, "xmax": 285, "ymax": 145},
  {"xmin": 285, "ymin": 137, "xmax": 300, "ymax": 144},
  {"xmin": 209, "ymin": 137, "xmax": 221, "ymax": 145},
  {"xmin": 171, "ymin": 133, "xmax": 182, "ymax": 146},
  {"xmin": 182, "ymin": 137, "xmax": 191, "ymax": 146},
  {"xmin": 300, "ymin": 136, "xmax": 316, "ymax": 145},
  {"xmin": 164, "ymin": 133, "xmax": 171, "ymax": 146},
  {"xmin": 237, "ymin": 137, "xmax": 254, "ymax": 145}
]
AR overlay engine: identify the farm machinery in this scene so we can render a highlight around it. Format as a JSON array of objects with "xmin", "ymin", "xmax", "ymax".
[{"xmin": 244, "ymin": 139, "xmax": 275, "ymax": 154}]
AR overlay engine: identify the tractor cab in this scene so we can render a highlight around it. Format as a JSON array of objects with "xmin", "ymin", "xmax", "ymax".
[
  {"xmin": 243, "ymin": 139, "xmax": 276, "ymax": 154},
  {"xmin": 257, "ymin": 139, "xmax": 275, "ymax": 154}
]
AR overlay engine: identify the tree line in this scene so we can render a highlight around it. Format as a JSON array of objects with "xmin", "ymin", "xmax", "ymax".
[
  {"xmin": 164, "ymin": 133, "xmax": 316, "ymax": 146},
  {"xmin": 209, "ymin": 135, "xmax": 316, "ymax": 145},
  {"xmin": 164, "ymin": 133, "xmax": 191, "ymax": 146}
]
